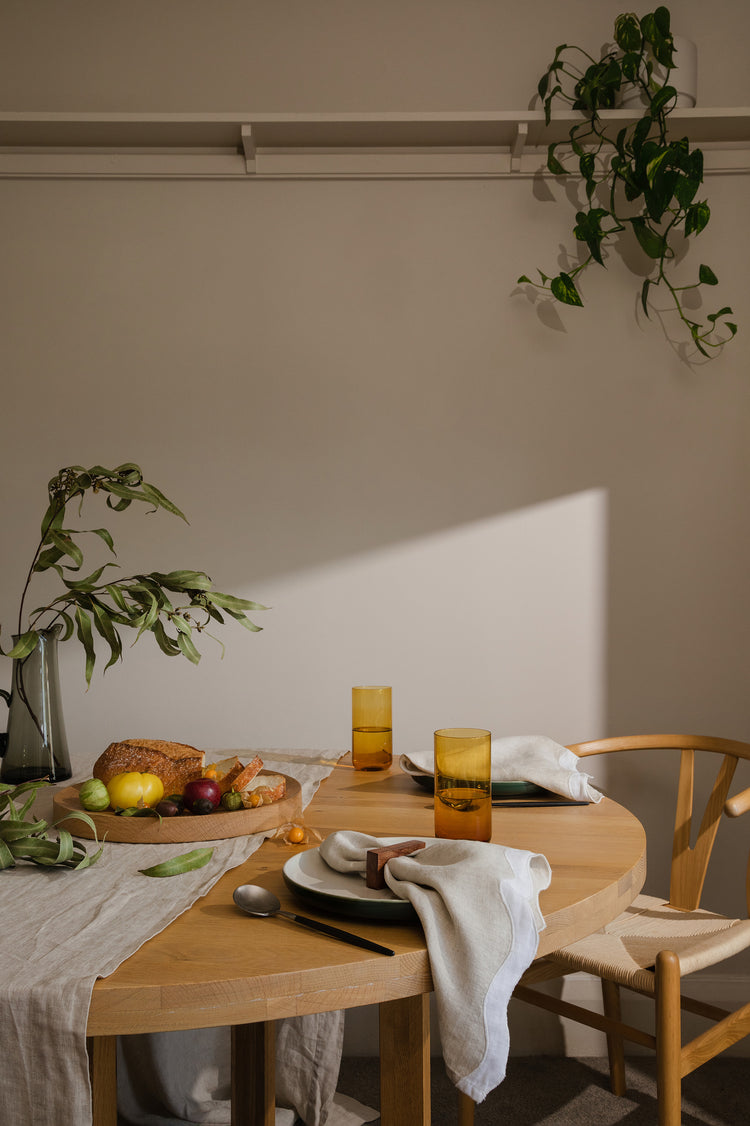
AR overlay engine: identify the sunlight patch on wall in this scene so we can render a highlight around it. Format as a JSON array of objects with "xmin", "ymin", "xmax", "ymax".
[{"xmin": 220, "ymin": 488, "xmax": 610, "ymax": 753}]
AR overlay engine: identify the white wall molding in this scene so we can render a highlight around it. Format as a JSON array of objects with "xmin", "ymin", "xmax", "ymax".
[{"xmin": 1, "ymin": 109, "xmax": 749, "ymax": 180}]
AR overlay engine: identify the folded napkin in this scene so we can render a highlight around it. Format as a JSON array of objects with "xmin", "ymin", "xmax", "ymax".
[
  {"xmin": 403, "ymin": 734, "xmax": 601, "ymax": 803},
  {"xmin": 319, "ymin": 831, "xmax": 551, "ymax": 1102}
]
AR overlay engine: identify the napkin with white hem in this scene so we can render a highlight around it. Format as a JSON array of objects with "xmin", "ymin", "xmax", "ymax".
[
  {"xmin": 319, "ymin": 831, "xmax": 551, "ymax": 1102},
  {"xmin": 402, "ymin": 734, "xmax": 601, "ymax": 803}
]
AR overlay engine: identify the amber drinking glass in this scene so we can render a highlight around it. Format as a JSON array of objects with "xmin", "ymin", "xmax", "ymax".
[
  {"xmin": 351, "ymin": 686, "xmax": 392, "ymax": 771},
  {"xmin": 434, "ymin": 727, "xmax": 491, "ymax": 841}
]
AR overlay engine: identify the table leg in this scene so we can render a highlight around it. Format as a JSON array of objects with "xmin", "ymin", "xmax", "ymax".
[
  {"xmin": 379, "ymin": 995, "xmax": 430, "ymax": 1126},
  {"xmin": 231, "ymin": 1021, "xmax": 275, "ymax": 1126},
  {"xmin": 87, "ymin": 1035, "xmax": 117, "ymax": 1126},
  {"xmin": 458, "ymin": 1090, "xmax": 475, "ymax": 1125}
]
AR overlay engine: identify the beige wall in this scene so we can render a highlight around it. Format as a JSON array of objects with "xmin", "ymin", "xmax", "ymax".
[{"xmin": 2, "ymin": 0, "xmax": 750, "ymax": 1050}]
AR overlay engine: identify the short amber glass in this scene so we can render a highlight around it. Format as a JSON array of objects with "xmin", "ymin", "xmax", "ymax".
[
  {"xmin": 434, "ymin": 727, "xmax": 491, "ymax": 841},
  {"xmin": 352, "ymin": 686, "xmax": 392, "ymax": 771}
]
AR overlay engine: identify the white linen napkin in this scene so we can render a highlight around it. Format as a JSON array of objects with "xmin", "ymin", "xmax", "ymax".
[
  {"xmin": 402, "ymin": 734, "xmax": 601, "ymax": 803},
  {"xmin": 319, "ymin": 831, "xmax": 551, "ymax": 1103}
]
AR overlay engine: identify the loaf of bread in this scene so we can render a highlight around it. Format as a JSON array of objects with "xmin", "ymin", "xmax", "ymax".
[{"xmin": 93, "ymin": 739, "xmax": 205, "ymax": 795}]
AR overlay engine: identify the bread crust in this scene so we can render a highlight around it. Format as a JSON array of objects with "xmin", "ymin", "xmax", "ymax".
[{"xmin": 93, "ymin": 739, "xmax": 205, "ymax": 795}]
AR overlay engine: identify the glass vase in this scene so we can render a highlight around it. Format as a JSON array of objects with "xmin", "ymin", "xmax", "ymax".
[{"xmin": 0, "ymin": 626, "xmax": 72, "ymax": 785}]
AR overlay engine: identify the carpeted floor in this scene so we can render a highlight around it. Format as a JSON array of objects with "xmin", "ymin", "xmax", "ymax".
[{"xmin": 336, "ymin": 1055, "xmax": 747, "ymax": 1124}]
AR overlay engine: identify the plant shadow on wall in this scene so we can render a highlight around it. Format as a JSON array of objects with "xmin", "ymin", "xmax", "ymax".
[
  {"xmin": 0, "ymin": 463, "xmax": 266, "ymax": 785},
  {"xmin": 517, "ymin": 6, "xmax": 737, "ymax": 361}
]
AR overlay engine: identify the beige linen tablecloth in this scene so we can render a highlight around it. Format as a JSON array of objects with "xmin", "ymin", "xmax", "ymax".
[{"xmin": 0, "ymin": 747, "xmax": 347, "ymax": 1126}]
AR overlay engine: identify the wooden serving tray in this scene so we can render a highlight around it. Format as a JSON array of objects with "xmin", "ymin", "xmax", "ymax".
[{"xmin": 52, "ymin": 772, "xmax": 301, "ymax": 844}]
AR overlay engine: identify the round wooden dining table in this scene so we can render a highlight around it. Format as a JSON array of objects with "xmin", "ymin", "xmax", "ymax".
[{"xmin": 86, "ymin": 757, "xmax": 646, "ymax": 1126}]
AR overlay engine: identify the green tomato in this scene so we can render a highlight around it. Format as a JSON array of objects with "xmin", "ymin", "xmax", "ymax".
[
  {"xmin": 106, "ymin": 772, "xmax": 165, "ymax": 810},
  {"xmin": 79, "ymin": 778, "xmax": 111, "ymax": 812}
]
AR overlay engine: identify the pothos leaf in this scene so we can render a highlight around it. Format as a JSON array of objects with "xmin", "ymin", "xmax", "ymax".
[
  {"xmin": 550, "ymin": 273, "xmax": 584, "ymax": 306},
  {"xmin": 698, "ymin": 263, "xmax": 718, "ymax": 286}
]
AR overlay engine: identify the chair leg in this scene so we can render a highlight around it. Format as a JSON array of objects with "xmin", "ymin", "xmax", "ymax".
[
  {"xmin": 601, "ymin": 978, "xmax": 627, "ymax": 1096},
  {"xmin": 655, "ymin": 951, "xmax": 682, "ymax": 1126}
]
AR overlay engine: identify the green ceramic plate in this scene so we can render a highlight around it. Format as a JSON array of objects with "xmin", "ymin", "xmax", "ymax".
[
  {"xmin": 282, "ymin": 836, "xmax": 426, "ymax": 921},
  {"xmin": 399, "ymin": 755, "xmax": 544, "ymax": 798}
]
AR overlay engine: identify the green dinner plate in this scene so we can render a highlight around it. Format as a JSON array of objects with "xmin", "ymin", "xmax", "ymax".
[
  {"xmin": 283, "ymin": 837, "xmax": 423, "ymax": 922},
  {"xmin": 400, "ymin": 756, "xmax": 544, "ymax": 798}
]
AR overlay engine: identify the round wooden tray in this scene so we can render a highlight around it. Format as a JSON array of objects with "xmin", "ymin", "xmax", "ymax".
[{"xmin": 52, "ymin": 772, "xmax": 302, "ymax": 844}]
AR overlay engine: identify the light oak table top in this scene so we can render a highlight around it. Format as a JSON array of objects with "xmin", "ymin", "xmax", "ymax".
[{"xmin": 86, "ymin": 759, "xmax": 646, "ymax": 1126}]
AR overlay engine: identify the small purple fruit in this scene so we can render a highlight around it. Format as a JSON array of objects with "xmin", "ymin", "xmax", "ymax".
[{"xmin": 182, "ymin": 778, "xmax": 221, "ymax": 812}]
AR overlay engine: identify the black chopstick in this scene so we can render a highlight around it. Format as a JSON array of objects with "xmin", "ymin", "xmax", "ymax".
[{"xmin": 492, "ymin": 798, "xmax": 590, "ymax": 807}]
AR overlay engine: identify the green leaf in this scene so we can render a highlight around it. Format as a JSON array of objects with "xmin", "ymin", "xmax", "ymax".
[
  {"xmin": 5, "ymin": 630, "xmax": 40, "ymax": 660},
  {"xmin": 614, "ymin": 13, "xmax": 642, "ymax": 53},
  {"xmin": 573, "ymin": 209, "xmax": 606, "ymax": 264},
  {"xmin": 33, "ymin": 545, "xmax": 66, "ymax": 574},
  {"xmin": 673, "ymin": 172, "xmax": 700, "ymax": 210},
  {"xmin": 0, "ymin": 818, "xmax": 48, "ymax": 841},
  {"xmin": 650, "ymin": 85, "xmax": 677, "ymax": 116},
  {"xmin": 640, "ymin": 278, "xmax": 652, "ymax": 318},
  {"xmin": 150, "ymin": 619, "xmax": 182, "ymax": 657},
  {"xmin": 89, "ymin": 599, "xmax": 123, "ymax": 671},
  {"xmin": 62, "ymin": 563, "xmax": 119, "ymax": 592},
  {"xmin": 698, "ymin": 264, "xmax": 719, "ymax": 286},
  {"xmin": 517, "ymin": 274, "xmax": 532, "ymax": 285},
  {"xmin": 139, "ymin": 847, "xmax": 214, "ymax": 877},
  {"xmin": 685, "ymin": 201, "xmax": 710, "ymax": 236},
  {"xmin": 139, "ymin": 482, "xmax": 188, "ymax": 522},
  {"xmin": 89, "ymin": 527, "xmax": 116, "ymax": 554},
  {"xmin": 0, "ymin": 837, "xmax": 15, "ymax": 869},
  {"xmin": 48, "ymin": 530, "xmax": 83, "ymax": 570},
  {"xmin": 630, "ymin": 218, "xmax": 666, "ymax": 260},
  {"xmin": 225, "ymin": 609, "xmax": 263, "ymax": 633},
  {"xmin": 177, "ymin": 631, "xmax": 202, "ymax": 665},
  {"xmin": 550, "ymin": 273, "xmax": 583, "ymax": 307},
  {"xmin": 620, "ymin": 51, "xmax": 642, "ymax": 84},
  {"xmin": 546, "ymin": 143, "xmax": 567, "ymax": 177},
  {"xmin": 74, "ymin": 606, "xmax": 96, "ymax": 686},
  {"xmin": 101, "ymin": 481, "xmax": 151, "ymax": 506},
  {"xmin": 150, "ymin": 570, "xmax": 213, "ymax": 593},
  {"xmin": 104, "ymin": 583, "xmax": 130, "ymax": 614},
  {"xmin": 203, "ymin": 591, "xmax": 268, "ymax": 613}
]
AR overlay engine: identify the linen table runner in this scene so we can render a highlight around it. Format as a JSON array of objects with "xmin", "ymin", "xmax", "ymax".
[{"xmin": 0, "ymin": 747, "xmax": 346, "ymax": 1126}]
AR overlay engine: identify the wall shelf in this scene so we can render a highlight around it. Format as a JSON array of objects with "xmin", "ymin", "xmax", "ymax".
[{"xmin": 1, "ymin": 109, "xmax": 749, "ymax": 180}]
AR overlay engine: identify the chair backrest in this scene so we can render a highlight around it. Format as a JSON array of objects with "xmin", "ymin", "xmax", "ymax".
[{"xmin": 568, "ymin": 735, "xmax": 750, "ymax": 913}]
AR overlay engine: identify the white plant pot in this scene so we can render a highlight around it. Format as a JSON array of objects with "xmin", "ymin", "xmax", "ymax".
[{"xmin": 619, "ymin": 35, "xmax": 698, "ymax": 109}]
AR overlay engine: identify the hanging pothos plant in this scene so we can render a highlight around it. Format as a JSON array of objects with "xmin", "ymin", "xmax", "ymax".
[
  {"xmin": 518, "ymin": 6, "xmax": 736, "ymax": 357},
  {"xmin": 1, "ymin": 462, "xmax": 266, "ymax": 687}
]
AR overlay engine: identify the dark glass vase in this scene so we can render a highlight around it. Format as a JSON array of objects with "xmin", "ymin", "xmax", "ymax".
[{"xmin": 0, "ymin": 626, "xmax": 72, "ymax": 785}]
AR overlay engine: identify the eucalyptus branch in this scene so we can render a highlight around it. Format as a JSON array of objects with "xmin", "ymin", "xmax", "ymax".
[
  {"xmin": 2, "ymin": 463, "xmax": 267, "ymax": 687},
  {"xmin": 518, "ymin": 6, "xmax": 737, "ymax": 358}
]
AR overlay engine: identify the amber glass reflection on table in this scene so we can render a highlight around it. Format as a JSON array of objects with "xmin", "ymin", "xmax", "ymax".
[
  {"xmin": 434, "ymin": 727, "xmax": 491, "ymax": 841},
  {"xmin": 352, "ymin": 686, "xmax": 392, "ymax": 771}
]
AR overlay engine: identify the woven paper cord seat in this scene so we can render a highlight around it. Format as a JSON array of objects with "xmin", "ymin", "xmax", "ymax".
[
  {"xmin": 505, "ymin": 734, "xmax": 750, "ymax": 1126},
  {"xmin": 551, "ymin": 892, "xmax": 750, "ymax": 993}
]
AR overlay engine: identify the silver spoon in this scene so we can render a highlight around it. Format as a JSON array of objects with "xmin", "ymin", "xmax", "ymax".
[{"xmin": 233, "ymin": 884, "xmax": 395, "ymax": 956}]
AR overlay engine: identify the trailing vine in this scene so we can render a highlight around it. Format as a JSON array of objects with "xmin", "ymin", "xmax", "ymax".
[{"xmin": 518, "ymin": 6, "xmax": 736, "ymax": 357}]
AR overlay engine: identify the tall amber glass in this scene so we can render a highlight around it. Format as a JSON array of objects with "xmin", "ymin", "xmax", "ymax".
[
  {"xmin": 434, "ymin": 727, "xmax": 491, "ymax": 841},
  {"xmin": 352, "ymin": 686, "xmax": 392, "ymax": 771}
]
